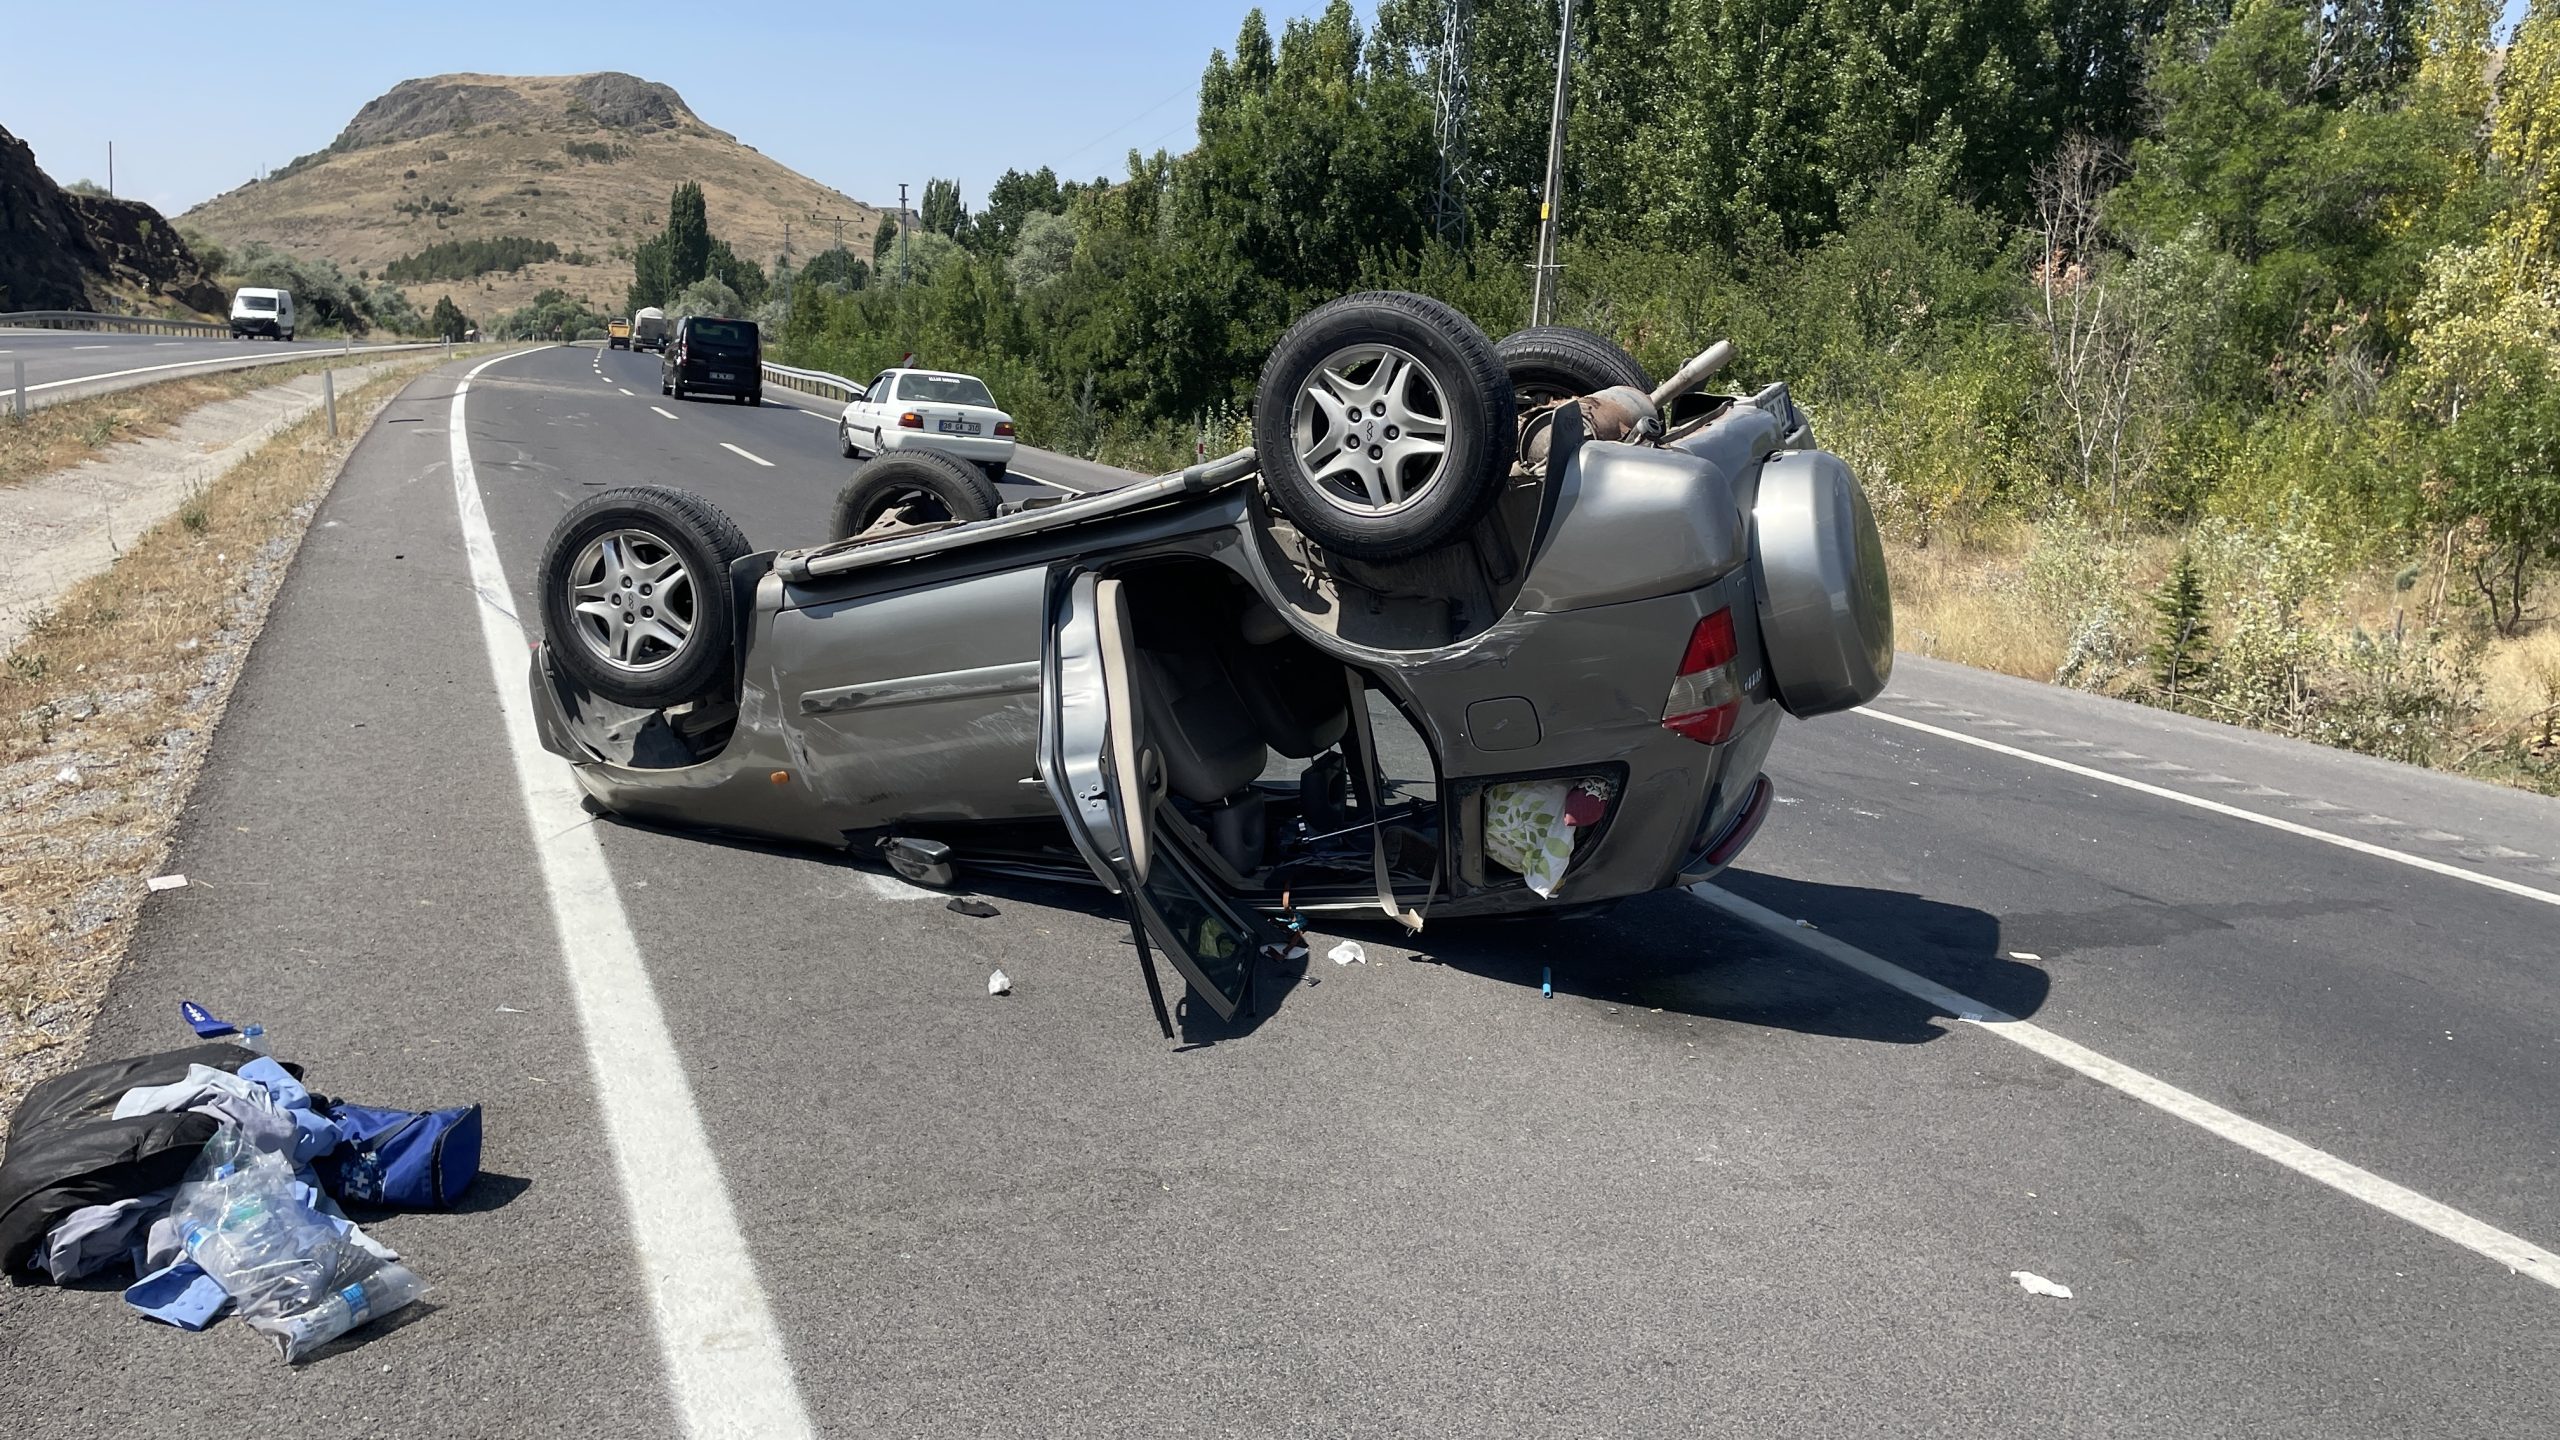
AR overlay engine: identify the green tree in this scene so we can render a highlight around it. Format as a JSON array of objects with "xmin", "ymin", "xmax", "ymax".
[
  {"xmin": 1007, "ymin": 210, "xmax": 1078, "ymax": 290},
  {"xmin": 429, "ymin": 295, "xmax": 473, "ymax": 340},
  {"xmin": 2148, "ymin": 548, "xmax": 2214, "ymax": 698},
  {"xmin": 921, "ymin": 177, "xmax": 968, "ymax": 238},
  {"xmin": 802, "ymin": 249, "xmax": 869, "ymax": 289},
  {"xmin": 872, "ymin": 216, "xmax": 900, "ymax": 265},
  {"xmin": 666, "ymin": 181, "xmax": 712, "ymax": 291}
]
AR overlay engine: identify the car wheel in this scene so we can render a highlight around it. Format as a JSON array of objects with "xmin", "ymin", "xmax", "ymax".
[
  {"xmin": 981, "ymin": 462, "xmax": 1007, "ymax": 484},
  {"xmin": 840, "ymin": 425, "xmax": 859, "ymax": 459},
  {"xmin": 538, "ymin": 487, "xmax": 751, "ymax": 710},
  {"xmin": 828, "ymin": 452, "xmax": 1001, "ymax": 541},
  {"xmin": 1494, "ymin": 325, "xmax": 1652, "ymax": 410},
  {"xmin": 748, "ymin": 391, "xmax": 763, "ymax": 407},
  {"xmin": 1252, "ymin": 291, "xmax": 1514, "ymax": 562}
]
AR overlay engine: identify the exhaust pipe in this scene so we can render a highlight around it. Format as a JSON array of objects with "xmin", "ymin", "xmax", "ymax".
[{"xmin": 1650, "ymin": 339, "xmax": 1735, "ymax": 410}]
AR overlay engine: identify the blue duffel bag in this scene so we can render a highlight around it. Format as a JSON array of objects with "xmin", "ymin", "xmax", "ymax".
[{"xmin": 321, "ymin": 1103, "xmax": 483, "ymax": 1209}]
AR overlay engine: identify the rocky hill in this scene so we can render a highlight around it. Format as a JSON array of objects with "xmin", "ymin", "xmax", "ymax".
[
  {"xmin": 179, "ymin": 73, "xmax": 883, "ymax": 318},
  {"xmin": 0, "ymin": 123, "xmax": 224, "ymax": 317}
]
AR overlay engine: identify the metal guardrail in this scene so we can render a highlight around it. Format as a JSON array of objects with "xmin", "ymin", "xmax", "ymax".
[
  {"xmin": 759, "ymin": 360, "xmax": 862, "ymax": 403},
  {"xmin": 0, "ymin": 309, "xmax": 232, "ymax": 337}
]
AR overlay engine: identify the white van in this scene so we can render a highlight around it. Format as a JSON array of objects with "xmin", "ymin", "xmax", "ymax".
[{"xmin": 230, "ymin": 287, "xmax": 295, "ymax": 341}]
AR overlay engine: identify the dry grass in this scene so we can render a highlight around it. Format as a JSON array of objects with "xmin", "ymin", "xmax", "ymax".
[
  {"xmin": 0, "ymin": 362, "xmax": 433, "ymax": 1114},
  {"xmin": 0, "ymin": 355, "xmax": 397, "ymax": 490},
  {"xmin": 1887, "ymin": 525, "xmax": 2560, "ymax": 790}
]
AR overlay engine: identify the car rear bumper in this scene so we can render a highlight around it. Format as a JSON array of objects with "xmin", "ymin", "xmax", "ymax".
[
  {"xmin": 877, "ymin": 430, "xmax": 1016, "ymax": 465},
  {"xmin": 231, "ymin": 317, "xmax": 284, "ymax": 336},
  {"xmin": 676, "ymin": 362, "xmax": 759, "ymax": 396}
]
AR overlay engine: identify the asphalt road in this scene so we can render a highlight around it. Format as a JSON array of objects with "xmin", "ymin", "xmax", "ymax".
[
  {"xmin": 3, "ymin": 343, "xmax": 2554, "ymax": 1438},
  {"xmin": 0, "ymin": 326, "xmax": 435, "ymax": 410}
]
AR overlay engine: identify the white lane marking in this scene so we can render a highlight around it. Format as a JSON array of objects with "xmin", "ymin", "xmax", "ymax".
[
  {"xmin": 73, "ymin": 343, "xmax": 110, "ymax": 350},
  {"xmin": 651, "ymin": 406, "xmax": 678, "ymax": 420},
  {"xmin": 1691, "ymin": 884, "xmax": 2560, "ymax": 1289},
  {"xmin": 618, "ymin": 388, "xmax": 635, "ymax": 396},
  {"xmin": 1014, "ymin": 470, "xmax": 1088, "ymax": 494},
  {"xmin": 19, "ymin": 343, "xmax": 438, "ymax": 395},
  {"xmin": 449, "ymin": 349, "xmax": 816, "ymax": 1439},
  {"xmin": 1860, "ymin": 708, "xmax": 2560, "ymax": 909},
  {"xmin": 720, "ymin": 442, "xmax": 774, "ymax": 468}
]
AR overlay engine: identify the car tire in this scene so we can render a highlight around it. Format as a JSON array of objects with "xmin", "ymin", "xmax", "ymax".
[
  {"xmin": 748, "ymin": 391, "xmax": 763, "ymax": 407},
  {"xmin": 982, "ymin": 462, "xmax": 1007, "ymax": 484},
  {"xmin": 1252, "ymin": 291, "xmax": 1515, "ymax": 562},
  {"xmin": 840, "ymin": 426, "xmax": 860, "ymax": 459},
  {"xmin": 829, "ymin": 452, "xmax": 1001, "ymax": 541},
  {"xmin": 538, "ymin": 487, "xmax": 751, "ymax": 710},
  {"xmin": 1495, "ymin": 325, "xmax": 1652, "ymax": 410}
]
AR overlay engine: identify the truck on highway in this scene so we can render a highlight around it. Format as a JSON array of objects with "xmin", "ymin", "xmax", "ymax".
[
  {"xmin": 607, "ymin": 319, "xmax": 633, "ymax": 350},
  {"xmin": 630, "ymin": 308, "xmax": 668, "ymax": 354}
]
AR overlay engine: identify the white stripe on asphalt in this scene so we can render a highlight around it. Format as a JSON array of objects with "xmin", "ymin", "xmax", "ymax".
[
  {"xmin": 448, "ymin": 348, "xmax": 816, "ymax": 1440},
  {"xmin": 1860, "ymin": 708, "xmax": 2560, "ymax": 909},
  {"xmin": 618, "ymin": 388, "xmax": 635, "ymax": 396},
  {"xmin": 720, "ymin": 442, "xmax": 774, "ymax": 467},
  {"xmin": 74, "ymin": 344, "xmax": 109, "ymax": 349},
  {"xmin": 1014, "ymin": 471, "xmax": 1086, "ymax": 494},
  {"xmin": 651, "ymin": 406, "xmax": 678, "ymax": 420},
  {"xmin": 1690, "ymin": 883, "xmax": 2559, "ymax": 1289}
]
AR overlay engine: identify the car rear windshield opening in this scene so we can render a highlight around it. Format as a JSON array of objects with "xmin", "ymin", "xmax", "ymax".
[
  {"xmin": 242, "ymin": 296, "xmax": 277, "ymax": 311},
  {"xmin": 898, "ymin": 374, "xmax": 995, "ymax": 407},
  {"xmin": 688, "ymin": 321, "xmax": 755, "ymax": 349}
]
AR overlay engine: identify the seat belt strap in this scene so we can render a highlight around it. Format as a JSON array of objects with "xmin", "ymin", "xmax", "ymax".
[{"xmin": 1343, "ymin": 668, "xmax": 1424, "ymax": 933}]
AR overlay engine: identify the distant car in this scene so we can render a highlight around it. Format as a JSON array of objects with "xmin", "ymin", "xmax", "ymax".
[
  {"xmin": 631, "ymin": 307, "xmax": 668, "ymax": 354},
  {"xmin": 838, "ymin": 368, "xmax": 1017, "ymax": 481},
  {"xmin": 230, "ymin": 287, "xmax": 295, "ymax": 341},
  {"xmin": 661, "ymin": 316, "xmax": 761, "ymax": 404},
  {"xmin": 607, "ymin": 319, "xmax": 633, "ymax": 350}
]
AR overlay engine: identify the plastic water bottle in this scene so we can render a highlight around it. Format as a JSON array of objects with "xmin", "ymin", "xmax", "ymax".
[
  {"xmin": 256, "ymin": 1263, "xmax": 429, "ymax": 1362},
  {"xmin": 237, "ymin": 1023, "xmax": 271, "ymax": 1057}
]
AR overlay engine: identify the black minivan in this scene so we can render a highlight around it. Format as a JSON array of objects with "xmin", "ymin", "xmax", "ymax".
[{"xmin": 661, "ymin": 316, "xmax": 762, "ymax": 405}]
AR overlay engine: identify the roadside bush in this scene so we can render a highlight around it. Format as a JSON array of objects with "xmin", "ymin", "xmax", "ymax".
[{"xmin": 667, "ymin": 277, "xmax": 742, "ymax": 324}]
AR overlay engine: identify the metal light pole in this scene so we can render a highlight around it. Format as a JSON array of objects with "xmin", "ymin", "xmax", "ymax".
[{"xmin": 1527, "ymin": 0, "xmax": 1575, "ymax": 328}]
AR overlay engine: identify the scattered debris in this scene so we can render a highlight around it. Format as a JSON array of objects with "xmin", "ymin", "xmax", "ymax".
[
  {"xmin": 1794, "ymin": 918, "xmax": 1815, "ymax": 929},
  {"xmin": 495, "ymin": 1005, "xmax": 525, "ymax": 1014},
  {"xmin": 1328, "ymin": 940, "xmax": 1366, "ymax": 966},
  {"xmin": 55, "ymin": 765, "xmax": 82, "ymax": 786},
  {"xmin": 2007, "ymin": 951, "xmax": 2043, "ymax": 962},
  {"xmin": 145, "ymin": 874, "xmax": 188, "ymax": 892},
  {"xmin": 987, "ymin": 969, "xmax": 1012, "ymax": 996},
  {"xmin": 2011, "ymin": 1271, "xmax": 2073, "ymax": 1299},
  {"xmin": 946, "ymin": 897, "xmax": 1000, "ymax": 919},
  {"xmin": 1541, "ymin": 966, "xmax": 1553, "ymax": 999}
]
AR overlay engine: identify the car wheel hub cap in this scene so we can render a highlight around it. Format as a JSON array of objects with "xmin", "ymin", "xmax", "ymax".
[
  {"xmin": 567, "ymin": 528, "xmax": 697, "ymax": 674},
  {"xmin": 1290, "ymin": 343, "xmax": 1451, "ymax": 518}
]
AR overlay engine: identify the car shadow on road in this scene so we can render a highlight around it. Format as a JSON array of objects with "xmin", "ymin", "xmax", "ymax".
[{"xmin": 1385, "ymin": 872, "xmax": 2045, "ymax": 1048}]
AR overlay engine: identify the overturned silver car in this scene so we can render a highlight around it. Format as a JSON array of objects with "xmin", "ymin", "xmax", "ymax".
[{"xmin": 526, "ymin": 292, "xmax": 1892, "ymax": 1028}]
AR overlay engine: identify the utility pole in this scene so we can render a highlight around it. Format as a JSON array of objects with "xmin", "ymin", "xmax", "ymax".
[
  {"xmin": 897, "ymin": 182, "xmax": 910, "ymax": 286},
  {"xmin": 807, "ymin": 209, "xmax": 856, "ymax": 255},
  {"xmin": 107, "ymin": 141, "xmax": 114, "ymax": 198},
  {"xmin": 1527, "ymin": 0, "xmax": 1575, "ymax": 328}
]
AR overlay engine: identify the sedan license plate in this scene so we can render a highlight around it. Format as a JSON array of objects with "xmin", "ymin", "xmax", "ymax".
[
  {"xmin": 938, "ymin": 419, "xmax": 981, "ymax": 435},
  {"xmin": 709, "ymin": 371, "xmax": 735, "ymax": 382}
]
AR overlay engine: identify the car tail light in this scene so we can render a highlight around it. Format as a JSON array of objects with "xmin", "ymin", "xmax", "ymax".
[
  {"xmin": 899, "ymin": 411, "xmax": 923, "ymax": 429},
  {"xmin": 1662, "ymin": 608, "xmax": 1742, "ymax": 745},
  {"xmin": 1703, "ymin": 775, "xmax": 1774, "ymax": 867},
  {"xmin": 994, "ymin": 421, "xmax": 1015, "ymax": 437}
]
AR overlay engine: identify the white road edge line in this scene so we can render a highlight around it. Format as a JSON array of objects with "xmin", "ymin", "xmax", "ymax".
[
  {"xmin": 21, "ymin": 343, "xmax": 437, "ymax": 395},
  {"xmin": 1861, "ymin": 707, "xmax": 2560, "ymax": 909},
  {"xmin": 448, "ymin": 348, "xmax": 816, "ymax": 1439},
  {"xmin": 1015, "ymin": 471, "xmax": 1087, "ymax": 494},
  {"xmin": 720, "ymin": 442, "xmax": 775, "ymax": 468},
  {"xmin": 618, "ymin": 387, "xmax": 635, "ymax": 396},
  {"xmin": 651, "ymin": 406, "xmax": 678, "ymax": 420},
  {"xmin": 1689, "ymin": 883, "xmax": 2559, "ymax": 1288}
]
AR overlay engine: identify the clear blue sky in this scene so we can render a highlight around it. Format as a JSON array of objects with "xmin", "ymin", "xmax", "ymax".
[
  {"xmin": 3, "ymin": 0, "xmax": 2537, "ymax": 220},
  {"xmin": 2, "ymin": 0, "xmax": 1359, "ymax": 218}
]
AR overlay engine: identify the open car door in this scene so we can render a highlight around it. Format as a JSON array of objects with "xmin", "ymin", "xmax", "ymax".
[{"xmin": 1041, "ymin": 571, "xmax": 1281, "ymax": 1026}]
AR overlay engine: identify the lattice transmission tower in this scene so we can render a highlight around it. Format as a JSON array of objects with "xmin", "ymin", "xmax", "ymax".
[{"xmin": 1431, "ymin": 0, "xmax": 1474, "ymax": 244}]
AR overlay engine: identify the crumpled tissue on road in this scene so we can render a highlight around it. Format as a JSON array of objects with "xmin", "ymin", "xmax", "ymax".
[
  {"xmin": 2010, "ymin": 1270, "xmax": 2074, "ymax": 1299},
  {"xmin": 0, "ymin": 1002, "xmax": 482, "ymax": 1361}
]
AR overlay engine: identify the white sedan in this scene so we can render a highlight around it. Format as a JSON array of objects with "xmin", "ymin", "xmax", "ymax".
[{"xmin": 839, "ymin": 368, "xmax": 1018, "ymax": 480}]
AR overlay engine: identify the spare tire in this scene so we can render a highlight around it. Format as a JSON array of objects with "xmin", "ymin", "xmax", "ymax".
[
  {"xmin": 1495, "ymin": 325, "xmax": 1652, "ymax": 409},
  {"xmin": 829, "ymin": 451, "xmax": 1001, "ymax": 541},
  {"xmin": 1750, "ymin": 450, "xmax": 1894, "ymax": 718},
  {"xmin": 538, "ymin": 487, "xmax": 751, "ymax": 710},
  {"xmin": 1252, "ymin": 291, "xmax": 1515, "ymax": 562}
]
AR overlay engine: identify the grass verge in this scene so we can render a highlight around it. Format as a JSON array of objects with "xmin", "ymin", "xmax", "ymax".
[
  {"xmin": 0, "ymin": 348, "xmax": 464, "ymax": 490},
  {"xmin": 0, "ymin": 359, "xmax": 441, "ymax": 1115}
]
